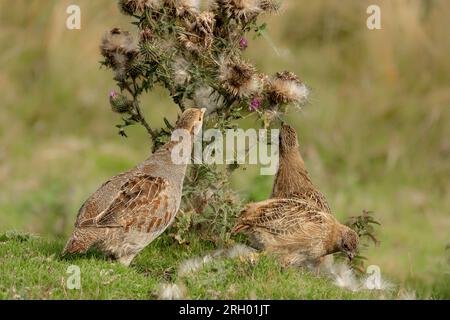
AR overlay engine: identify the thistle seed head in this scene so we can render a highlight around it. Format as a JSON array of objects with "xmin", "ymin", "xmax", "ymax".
[
  {"xmin": 118, "ymin": 0, "xmax": 161, "ymax": 15},
  {"xmin": 220, "ymin": 60, "xmax": 261, "ymax": 97},
  {"xmin": 268, "ymin": 71, "xmax": 309, "ymax": 106}
]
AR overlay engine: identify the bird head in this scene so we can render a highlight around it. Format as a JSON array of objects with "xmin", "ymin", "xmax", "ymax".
[
  {"xmin": 175, "ymin": 108, "xmax": 206, "ymax": 136},
  {"xmin": 279, "ymin": 123, "xmax": 299, "ymax": 153},
  {"xmin": 340, "ymin": 227, "xmax": 360, "ymax": 261}
]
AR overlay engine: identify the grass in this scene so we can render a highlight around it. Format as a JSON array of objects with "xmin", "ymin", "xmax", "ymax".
[
  {"xmin": 1, "ymin": 0, "xmax": 449, "ymax": 299},
  {"xmin": 0, "ymin": 231, "xmax": 405, "ymax": 300}
]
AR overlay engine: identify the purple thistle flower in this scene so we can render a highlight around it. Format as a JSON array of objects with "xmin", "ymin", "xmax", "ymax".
[
  {"xmin": 109, "ymin": 90, "xmax": 118, "ymax": 98},
  {"xmin": 239, "ymin": 38, "xmax": 248, "ymax": 50},
  {"xmin": 249, "ymin": 98, "xmax": 261, "ymax": 112}
]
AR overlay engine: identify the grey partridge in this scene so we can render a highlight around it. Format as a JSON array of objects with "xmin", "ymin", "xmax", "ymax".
[
  {"xmin": 234, "ymin": 198, "xmax": 359, "ymax": 267},
  {"xmin": 62, "ymin": 108, "xmax": 205, "ymax": 266},
  {"xmin": 271, "ymin": 124, "xmax": 331, "ymax": 213}
]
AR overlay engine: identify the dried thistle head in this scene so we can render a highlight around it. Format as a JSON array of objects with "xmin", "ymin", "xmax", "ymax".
[
  {"xmin": 100, "ymin": 28, "xmax": 138, "ymax": 58},
  {"xmin": 220, "ymin": 60, "xmax": 261, "ymax": 97},
  {"xmin": 260, "ymin": 0, "xmax": 280, "ymax": 13},
  {"xmin": 218, "ymin": 0, "xmax": 265, "ymax": 23},
  {"xmin": 178, "ymin": 11, "xmax": 216, "ymax": 53},
  {"xmin": 193, "ymin": 11, "xmax": 216, "ymax": 35},
  {"xmin": 101, "ymin": 28, "xmax": 139, "ymax": 80},
  {"xmin": 169, "ymin": 0, "xmax": 201, "ymax": 17},
  {"xmin": 119, "ymin": 0, "xmax": 161, "ymax": 15},
  {"xmin": 268, "ymin": 71, "xmax": 309, "ymax": 106}
]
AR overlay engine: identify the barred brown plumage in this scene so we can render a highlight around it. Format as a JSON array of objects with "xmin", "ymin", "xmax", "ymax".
[
  {"xmin": 233, "ymin": 198, "xmax": 359, "ymax": 267},
  {"xmin": 62, "ymin": 108, "xmax": 205, "ymax": 266},
  {"xmin": 271, "ymin": 124, "xmax": 331, "ymax": 213}
]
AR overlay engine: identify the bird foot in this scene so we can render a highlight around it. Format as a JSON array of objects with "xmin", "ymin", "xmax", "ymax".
[{"xmin": 117, "ymin": 255, "xmax": 135, "ymax": 267}]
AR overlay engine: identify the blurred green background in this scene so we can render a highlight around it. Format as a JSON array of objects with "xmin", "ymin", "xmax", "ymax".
[{"xmin": 0, "ymin": 0, "xmax": 449, "ymax": 296}]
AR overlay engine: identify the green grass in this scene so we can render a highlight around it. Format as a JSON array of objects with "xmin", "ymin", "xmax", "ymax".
[
  {"xmin": 1, "ymin": 0, "xmax": 449, "ymax": 300},
  {"xmin": 0, "ymin": 231, "xmax": 405, "ymax": 300}
]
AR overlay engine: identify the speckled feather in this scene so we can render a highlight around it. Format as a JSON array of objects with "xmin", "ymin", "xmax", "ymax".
[
  {"xmin": 62, "ymin": 108, "xmax": 205, "ymax": 266},
  {"xmin": 234, "ymin": 198, "xmax": 358, "ymax": 267},
  {"xmin": 271, "ymin": 124, "xmax": 331, "ymax": 213}
]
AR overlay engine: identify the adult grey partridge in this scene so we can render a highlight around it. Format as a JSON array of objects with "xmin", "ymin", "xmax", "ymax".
[
  {"xmin": 62, "ymin": 108, "xmax": 205, "ymax": 266},
  {"xmin": 234, "ymin": 198, "xmax": 359, "ymax": 267},
  {"xmin": 271, "ymin": 124, "xmax": 331, "ymax": 213}
]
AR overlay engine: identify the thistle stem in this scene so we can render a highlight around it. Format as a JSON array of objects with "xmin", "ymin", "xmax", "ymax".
[{"xmin": 123, "ymin": 80, "xmax": 157, "ymax": 141}]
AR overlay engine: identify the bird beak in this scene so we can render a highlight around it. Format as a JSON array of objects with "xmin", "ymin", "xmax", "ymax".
[
  {"xmin": 200, "ymin": 108, "xmax": 206, "ymax": 116},
  {"xmin": 347, "ymin": 252, "xmax": 355, "ymax": 261}
]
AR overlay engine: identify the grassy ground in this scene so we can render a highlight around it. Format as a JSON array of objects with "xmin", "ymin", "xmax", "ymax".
[
  {"xmin": 0, "ymin": 231, "xmax": 405, "ymax": 300},
  {"xmin": 1, "ymin": 0, "xmax": 449, "ymax": 299}
]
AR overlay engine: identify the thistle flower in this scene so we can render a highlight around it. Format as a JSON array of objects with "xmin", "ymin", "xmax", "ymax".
[
  {"xmin": 268, "ymin": 71, "xmax": 309, "ymax": 106},
  {"xmin": 249, "ymin": 97, "xmax": 261, "ymax": 111},
  {"xmin": 109, "ymin": 91, "xmax": 132, "ymax": 113},
  {"xmin": 239, "ymin": 37, "xmax": 248, "ymax": 50},
  {"xmin": 220, "ymin": 60, "xmax": 262, "ymax": 97}
]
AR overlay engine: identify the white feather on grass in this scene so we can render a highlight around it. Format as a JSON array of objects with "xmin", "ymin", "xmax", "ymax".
[
  {"xmin": 397, "ymin": 289, "xmax": 417, "ymax": 300},
  {"xmin": 323, "ymin": 260, "xmax": 395, "ymax": 293},
  {"xmin": 156, "ymin": 283, "xmax": 186, "ymax": 300},
  {"xmin": 177, "ymin": 244, "xmax": 256, "ymax": 277}
]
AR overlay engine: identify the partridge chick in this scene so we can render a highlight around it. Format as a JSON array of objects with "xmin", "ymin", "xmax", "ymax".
[
  {"xmin": 62, "ymin": 108, "xmax": 205, "ymax": 266},
  {"xmin": 234, "ymin": 198, "xmax": 359, "ymax": 267},
  {"xmin": 272, "ymin": 124, "xmax": 331, "ymax": 213}
]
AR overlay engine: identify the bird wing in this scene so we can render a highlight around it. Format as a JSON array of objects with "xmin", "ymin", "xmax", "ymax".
[
  {"xmin": 237, "ymin": 198, "xmax": 330, "ymax": 236},
  {"xmin": 292, "ymin": 189, "xmax": 331, "ymax": 213},
  {"xmin": 78, "ymin": 173, "xmax": 172, "ymax": 233}
]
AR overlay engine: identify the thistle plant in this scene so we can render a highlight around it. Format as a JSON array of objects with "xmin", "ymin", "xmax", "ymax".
[
  {"xmin": 100, "ymin": 0, "xmax": 310, "ymax": 245},
  {"xmin": 339, "ymin": 210, "xmax": 381, "ymax": 273}
]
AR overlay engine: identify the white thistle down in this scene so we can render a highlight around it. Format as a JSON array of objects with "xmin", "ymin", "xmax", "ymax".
[
  {"xmin": 219, "ymin": 60, "xmax": 262, "ymax": 97},
  {"xmin": 328, "ymin": 262, "xmax": 360, "ymax": 292},
  {"xmin": 177, "ymin": 244, "xmax": 256, "ymax": 277},
  {"xmin": 156, "ymin": 283, "xmax": 187, "ymax": 300},
  {"xmin": 178, "ymin": 255, "xmax": 214, "ymax": 277},
  {"xmin": 269, "ymin": 72, "xmax": 310, "ymax": 106},
  {"xmin": 173, "ymin": 56, "xmax": 191, "ymax": 86},
  {"xmin": 192, "ymin": 86, "xmax": 224, "ymax": 114},
  {"xmin": 324, "ymin": 261, "xmax": 395, "ymax": 293},
  {"xmin": 397, "ymin": 289, "xmax": 417, "ymax": 300}
]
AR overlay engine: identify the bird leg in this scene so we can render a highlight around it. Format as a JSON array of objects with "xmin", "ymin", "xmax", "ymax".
[{"xmin": 117, "ymin": 254, "xmax": 136, "ymax": 267}]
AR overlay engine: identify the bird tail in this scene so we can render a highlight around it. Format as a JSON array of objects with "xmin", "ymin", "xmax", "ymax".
[{"xmin": 61, "ymin": 228, "xmax": 98, "ymax": 256}]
